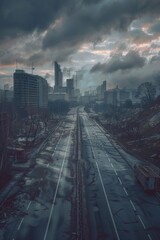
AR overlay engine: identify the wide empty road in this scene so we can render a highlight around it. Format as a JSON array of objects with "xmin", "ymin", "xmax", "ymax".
[
  {"xmin": 0, "ymin": 109, "xmax": 76, "ymax": 240},
  {"xmin": 80, "ymin": 110, "xmax": 160, "ymax": 240},
  {"xmin": 1, "ymin": 108, "xmax": 160, "ymax": 240}
]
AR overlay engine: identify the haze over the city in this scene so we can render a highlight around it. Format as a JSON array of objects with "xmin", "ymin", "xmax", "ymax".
[{"xmin": 0, "ymin": 0, "xmax": 160, "ymax": 91}]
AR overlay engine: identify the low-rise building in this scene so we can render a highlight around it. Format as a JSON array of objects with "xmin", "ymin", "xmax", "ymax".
[
  {"xmin": 48, "ymin": 92, "xmax": 69, "ymax": 102},
  {"xmin": 105, "ymin": 87, "xmax": 140, "ymax": 106}
]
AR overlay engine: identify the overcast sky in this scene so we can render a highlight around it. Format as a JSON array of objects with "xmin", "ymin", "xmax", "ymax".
[{"xmin": 0, "ymin": 0, "xmax": 160, "ymax": 91}]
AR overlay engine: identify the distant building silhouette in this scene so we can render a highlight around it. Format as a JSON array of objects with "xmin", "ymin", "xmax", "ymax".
[
  {"xmin": 66, "ymin": 78, "xmax": 74, "ymax": 98},
  {"xmin": 54, "ymin": 61, "xmax": 63, "ymax": 92},
  {"xmin": 104, "ymin": 87, "xmax": 140, "ymax": 106},
  {"xmin": 96, "ymin": 80, "xmax": 107, "ymax": 100}
]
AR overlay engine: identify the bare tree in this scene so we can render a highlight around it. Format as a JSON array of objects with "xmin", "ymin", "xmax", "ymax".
[{"xmin": 137, "ymin": 82, "xmax": 156, "ymax": 106}]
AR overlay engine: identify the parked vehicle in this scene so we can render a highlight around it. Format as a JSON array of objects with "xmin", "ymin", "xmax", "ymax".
[{"xmin": 134, "ymin": 164, "xmax": 160, "ymax": 192}]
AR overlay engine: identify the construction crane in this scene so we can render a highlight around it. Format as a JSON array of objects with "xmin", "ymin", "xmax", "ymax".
[{"xmin": 31, "ymin": 62, "xmax": 35, "ymax": 74}]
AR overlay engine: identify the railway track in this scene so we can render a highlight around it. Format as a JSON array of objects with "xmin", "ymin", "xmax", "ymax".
[{"xmin": 71, "ymin": 109, "xmax": 89, "ymax": 240}]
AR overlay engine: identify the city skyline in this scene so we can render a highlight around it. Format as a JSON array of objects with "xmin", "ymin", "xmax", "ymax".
[{"xmin": 0, "ymin": 0, "xmax": 160, "ymax": 92}]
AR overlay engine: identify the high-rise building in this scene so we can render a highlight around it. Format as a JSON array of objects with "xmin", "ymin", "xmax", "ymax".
[
  {"xmin": 54, "ymin": 61, "xmax": 63, "ymax": 92},
  {"xmin": 14, "ymin": 70, "xmax": 39, "ymax": 114},
  {"xmin": 37, "ymin": 76, "xmax": 48, "ymax": 109},
  {"xmin": 4, "ymin": 84, "xmax": 9, "ymax": 90},
  {"xmin": 14, "ymin": 70, "xmax": 48, "ymax": 115},
  {"xmin": 102, "ymin": 80, "xmax": 107, "ymax": 93},
  {"xmin": 66, "ymin": 78, "xmax": 74, "ymax": 97},
  {"xmin": 104, "ymin": 89, "xmax": 118, "ymax": 106},
  {"xmin": 96, "ymin": 80, "xmax": 107, "ymax": 100},
  {"xmin": 0, "ymin": 89, "xmax": 4, "ymax": 104}
]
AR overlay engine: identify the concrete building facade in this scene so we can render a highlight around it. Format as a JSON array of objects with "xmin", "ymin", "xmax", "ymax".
[
  {"xmin": 66, "ymin": 78, "xmax": 74, "ymax": 98},
  {"xmin": 48, "ymin": 92, "xmax": 69, "ymax": 102},
  {"xmin": 96, "ymin": 80, "xmax": 107, "ymax": 100},
  {"xmin": 14, "ymin": 69, "xmax": 48, "ymax": 115}
]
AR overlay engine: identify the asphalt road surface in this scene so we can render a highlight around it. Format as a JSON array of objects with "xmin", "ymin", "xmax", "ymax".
[
  {"xmin": 80, "ymin": 109, "xmax": 160, "ymax": 240},
  {"xmin": 0, "ymin": 108, "xmax": 160, "ymax": 240},
  {"xmin": 0, "ymin": 109, "xmax": 76, "ymax": 240}
]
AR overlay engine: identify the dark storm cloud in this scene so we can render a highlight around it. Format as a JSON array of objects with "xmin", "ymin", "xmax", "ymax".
[
  {"xmin": 149, "ymin": 21, "xmax": 160, "ymax": 34},
  {"xmin": 90, "ymin": 51, "xmax": 146, "ymax": 74},
  {"xmin": 0, "ymin": 0, "xmax": 160, "ymax": 47},
  {"xmin": 43, "ymin": 0, "xmax": 160, "ymax": 50},
  {"xmin": 82, "ymin": 0, "xmax": 103, "ymax": 5},
  {"xmin": 1, "ymin": 0, "xmax": 160, "ymax": 67},
  {"xmin": 52, "ymin": 46, "xmax": 78, "ymax": 62},
  {"xmin": 150, "ymin": 43, "xmax": 160, "ymax": 49},
  {"xmin": 149, "ymin": 55, "xmax": 160, "ymax": 63},
  {"xmin": 84, "ymin": 59, "xmax": 160, "ymax": 91},
  {"xmin": 28, "ymin": 52, "xmax": 49, "ymax": 66},
  {"xmin": 43, "ymin": 1, "xmax": 133, "ymax": 49},
  {"xmin": 107, "ymin": 61, "xmax": 160, "ymax": 88},
  {"xmin": 117, "ymin": 43, "xmax": 127, "ymax": 52},
  {"xmin": 0, "ymin": 51, "xmax": 26, "ymax": 66},
  {"xmin": 129, "ymin": 29, "xmax": 153, "ymax": 43},
  {"xmin": 0, "ymin": 0, "xmax": 75, "ymax": 42}
]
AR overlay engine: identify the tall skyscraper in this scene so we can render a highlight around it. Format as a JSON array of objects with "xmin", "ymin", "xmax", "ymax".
[
  {"xmin": 66, "ymin": 78, "xmax": 74, "ymax": 97},
  {"xmin": 54, "ymin": 61, "xmax": 63, "ymax": 92},
  {"xmin": 36, "ymin": 76, "xmax": 48, "ymax": 109},
  {"xmin": 102, "ymin": 80, "xmax": 107, "ymax": 92},
  {"xmin": 96, "ymin": 80, "xmax": 107, "ymax": 100}
]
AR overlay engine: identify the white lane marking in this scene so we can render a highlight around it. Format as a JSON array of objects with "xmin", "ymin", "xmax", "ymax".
[
  {"xmin": 55, "ymin": 122, "xmax": 61, "ymax": 131},
  {"xmin": 119, "ymin": 168, "xmax": 129, "ymax": 171},
  {"xmin": 85, "ymin": 121, "xmax": 96, "ymax": 159},
  {"xmin": 17, "ymin": 218, "xmax": 24, "ymax": 230},
  {"xmin": 51, "ymin": 132, "xmax": 63, "ymax": 157},
  {"xmin": 47, "ymin": 163, "xmax": 49, "ymax": 168},
  {"xmin": 26, "ymin": 201, "xmax": 32, "ymax": 210},
  {"xmin": 111, "ymin": 163, "xmax": 114, "ymax": 168},
  {"xmin": 85, "ymin": 116, "xmax": 152, "ymax": 238},
  {"xmin": 84, "ymin": 119, "xmax": 90, "ymax": 138},
  {"xmin": 138, "ymin": 215, "xmax": 146, "ymax": 229},
  {"xmin": 91, "ymin": 147, "xmax": 96, "ymax": 159},
  {"xmin": 96, "ymin": 162, "xmax": 120, "ymax": 240},
  {"xmin": 92, "ymin": 150, "xmax": 95, "ymax": 159},
  {"xmin": 43, "ymin": 133, "xmax": 71, "ymax": 240},
  {"xmin": 123, "ymin": 187, "xmax": 128, "ymax": 196},
  {"xmin": 118, "ymin": 177, "xmax": 122, "ymax": 185},
  {"xmin": 114, "ymin": 170, "xmax": 117, "ymax": 176},
  {"xmin": 129, "ymin": 200, "xmax": 136, "ymax": 211},
  {"xmin": 148, "ymin": 234, "xmax": 153, "ymax": 240}
]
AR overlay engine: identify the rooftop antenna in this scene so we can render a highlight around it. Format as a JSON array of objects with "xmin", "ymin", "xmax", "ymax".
[{"xmin": 16, "ymin": 59, "xmax": 18, "ymax": 70}]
